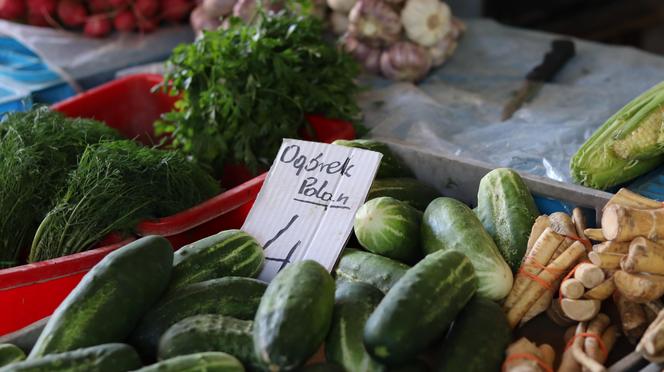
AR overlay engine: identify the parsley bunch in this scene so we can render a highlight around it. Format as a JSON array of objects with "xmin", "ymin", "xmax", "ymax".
[{"xmin": 157, "ymin": 11, "xmax": 361, "ymax": 174}]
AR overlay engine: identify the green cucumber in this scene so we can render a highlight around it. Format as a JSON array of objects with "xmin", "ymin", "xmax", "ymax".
[
  {"xmin": 476, "ymin": 168, "xmax": 539, "ymax": 272},
  {"xmin": 158, "ymin": 315, "xmax": 261, "ymax": 370},
  {"xmin": 367, "ymin": 178, "xmax": 439, "ymax": 211},
  {"xmin": 29, "ymin": 236, "xmax": 173, "ymax": 358},
  {"xmin": 170, "ymin": 229, "xmax": 264, "ymax": 291},
  {"xmin": 332, "ymin": 139, "xmax": 413, "ymax": 179},
  {"xmin": 335, "ymin": 249, "xmax": 409, "ymax": 294},
  {"xmin": 364, "ymin": 250, "xmax": 477, "ymax": 365},
  {"xmin": 134, "ymin": 352, "xmax": 244, "ymax": 372},
  {"xmin": 1, "ymin": 343, "xmax": 141, "ymax": 372},
  {"xmin": 435, "ymin": 297, "xmax": 511, "ymax": 372},
  {"xmin": 253, "ymin": 261, "xmax": 335, "ymax": 371},
  {"xmin": 326, "ymin": 281, "xmax": 385, "ymax": 372},
  {"xmin": 354, "ymin": 197, "xmax": 422, "ymax": 263},
  {"xmin": 0, "ymin": 344, "xmax": 25, "ymax": 367},
  {"xmin": 131, "ymin": 277, "xmax": 267, "ymax": 360},
  {"xmin": 421, "ymin": 197, "xmax": 513, "ymax": 300}
]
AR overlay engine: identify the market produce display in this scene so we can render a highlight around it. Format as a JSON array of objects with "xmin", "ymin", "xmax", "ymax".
[
  {"xmin": 571, "ymin": 80, "xmax": 664, "ymax": 190},
  {"xmin": 158, "ymin": 10, "xmax": 361, "ymax": 174},
  {"xmin": 0, "ymin": 0, "xmax": 195, "ymax": 38},
  {"xmin": 0, "ymin": 108, "xmax": 119, "ymax": 268}
]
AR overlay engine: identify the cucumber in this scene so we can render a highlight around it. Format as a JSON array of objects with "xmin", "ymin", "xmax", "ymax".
[
  {"xmin": 435, "ymin": 297, "xmax": 511, "ymax": 372},
  {"xmin": 0, "ymin": 344, "xmax": 25, "ymax": 367},
  {"xmin": 29, "ymin": 236, "xmax": 173, "ymax": 358},
  {"xmin": 1, "ymin": 343, "xmax": 141, "ymax": 372},
  {"xmin": 158, "ymin": 314, "xmax": 262, "ymax": 370},
  {"xmin": 335, "ymin": 249, "xmax": 409, "ymax": 294},
  {"xmin": 332, "ymin": 139, "xmax": 413, "ymax": 179},
  {"xmin": 131, "ymin": 277, "xmax": 267, "ymax": 360},
  {"xmin": 421, "ymin": 197, "xmax": 513, "ymax": 301},
  {"xmin": 253, "ymin": 261, "xmax": 335, "ymax": 371},
  {"xmin": 354, "ymin": 197, "xmax": 422, "ymax": 263},
  {"xmin": 134, "ymin": 352, "xmax": 244, "ymax": 372},
  {"xmin": 367, "ymin": 178, "xmax": 439, "ymax": 211},
  {"xmin": 326, "ymin": 281, "xmax": 385, "ymax": 372},
  {"xmin": 169, "ymin": 229, "xmax": 264, "ymax": 291},
  {"xmin": 476, "ymin": 168, "xmax": 539, "ymax": 272},
  {"xmin": 297, "ymin": 363, "xmax": 345, "ymax": 372},
  {"xmin": 364, "ymin": 250, "xmax": 477, "ymax": 365}
]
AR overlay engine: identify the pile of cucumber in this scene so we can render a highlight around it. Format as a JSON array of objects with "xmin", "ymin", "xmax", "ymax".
[{"xmin": 0, "ymin": 140, "xmax": 541, "ymax": 372}]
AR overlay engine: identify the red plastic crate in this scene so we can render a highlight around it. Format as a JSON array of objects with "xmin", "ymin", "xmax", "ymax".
[{"xmin": 0, "ymin": 74, "xmax": 355, "ymax": 335}]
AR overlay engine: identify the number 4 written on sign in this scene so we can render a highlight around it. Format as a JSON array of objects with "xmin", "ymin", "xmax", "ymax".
[{"xmin": 263, "ymin": 214, "xmax": 301, "ymax": 273}]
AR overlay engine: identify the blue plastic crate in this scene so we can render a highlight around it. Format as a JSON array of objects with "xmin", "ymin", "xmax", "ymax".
[
  {"xmin": 0, "ymin": 37, "xmax": 75, "ymax": 110},
  {"xmin": 628, "ymin": 165, "xmax": 664, "ymax": 202}
]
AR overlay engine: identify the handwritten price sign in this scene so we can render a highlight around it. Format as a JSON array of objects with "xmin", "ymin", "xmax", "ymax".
[{"xmin": 242, "ymin": 139, "xmax": 382, "ymax": 281}]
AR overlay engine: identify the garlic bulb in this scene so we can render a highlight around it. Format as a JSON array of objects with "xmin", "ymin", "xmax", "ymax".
[
  {"xmin": 428, "ymin": 35, "xmax": 456, "ymax": 67},
  {"xmin": 327, "ymin": 0, "xmax": 357, "ymax": 14},
  {"xmin": 202, "ymin": 0, "xmax": 236, "ymax": 17},
  {"xmin": 330, "ymin": 11, "xmax": 350, "ymax": 35},
  {"xmin": 348, "ymin": 0, "xmax": 402, "ymax": 47},
  {"xmin": 344, "ymin": 35, "xmax": 382, "ymax": 73},
  {"xmin": 401, "ymin": 0, "xmax": 451, "ymax": 47},
  {"xmin": 191, "ymin": 5, "xmax": 222, "ymax": 35},
  {"xmin": 380, "ymin": 41, "xmax": 432, "ymax": 82}
]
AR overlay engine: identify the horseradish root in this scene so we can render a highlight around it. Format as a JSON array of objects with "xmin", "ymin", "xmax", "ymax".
[
  {"xmin": 614, "ymin": 291, "xmax": 647, "ymax": 344},
  {"xmin": 637, "ymin": 308, "xmax": 664, "ymax": 363},
  {"xmin": 605, "ymin": 188, "xmax": 662, "ymax": 210},
  {"xmin": 621, "ymin": 237, "xmax": 664, "ymax": 275},
  {"xmin": 574, "ymin": 263, "xmax": 605, "ymax": 289},
  {"xmin": 614, "ymin": 271, "xmax": 664, "ymax": 303},
  {"xmin": 561, "ymin": 278, "xmax": 585, "ymax": 299},
  {"xmin": 593, "ymin": 241, "xmax": 629, "ymax": 254},
  {"xmin": 561, "ymin": 298, "xmax": 601, "ymax": 322},
  {"xmin": 584, "ymin": 229, "xmax": 606, "ymax": 242},
  {"xmin": 583, "ymin": 277, "xmax": 616, "ymax": 301},
  {"xmin": 505, "ymin": 338, "xmax": 555, "ymax": 372},
  {"xmin": 601, "ymin": 204, "xmax": 664, "ymax": 242},
  {"xmin": 588, "ymin": 252, "xmax": 622, "ymax": 270}
]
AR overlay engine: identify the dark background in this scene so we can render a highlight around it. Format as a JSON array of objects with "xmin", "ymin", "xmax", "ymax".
[{"xmin": 475, "ymin": 0, "xmax": 664, "ymax": 55}]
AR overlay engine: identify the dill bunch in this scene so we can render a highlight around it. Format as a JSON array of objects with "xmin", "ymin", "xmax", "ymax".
[
  {"xmin": 0, "ymin": 108, "xmax": 119, "ymax": 268},
  {"xmin": 29, "ymin": 140, "xmax": 221, "ymax": 262}
]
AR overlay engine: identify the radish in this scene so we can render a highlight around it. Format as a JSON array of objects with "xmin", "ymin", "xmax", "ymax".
[
  {"xmin": 27, "ymin": 0, "xmax": 56, "ymax": 16},
  {"xmin": 84, "ymin": 14, "xmax": 112, "ymax": 37},
  {"xmin": 57, "ymin": 0, "xmax": 87, "ymax": 27},
  {"xmin": 137, "ymin": 17, "xmax": 157, "ymax": 32},
  {"xmin": 27, "ymin": 11, "xmax": 48, "ymax": 26},
  {"xmin": 134, "ymin": 0, "xmax": 158, "ymax": 17},
  {"xmin": 89, "ymin": 0, "xmax": 110, "ymax": 12},
  {"xmin": 161, "ymin": 0, "xmax": 192, "ymax": 22},
  {"xmin": 109, "ymin": 0, "xmax": 129, "ymax": 7},
  {"xmin": 0, "ymin": 0, "xmax": 26, "ymax": 20},
  {"xmin": 113, "ymin": 10, "xmax": 135, "ymax": 31}
]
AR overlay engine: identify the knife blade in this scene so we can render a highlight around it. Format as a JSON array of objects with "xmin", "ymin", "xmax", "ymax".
[{"xmin": 501, "ymin": 39, "xmax": 576, "ymax": 121}]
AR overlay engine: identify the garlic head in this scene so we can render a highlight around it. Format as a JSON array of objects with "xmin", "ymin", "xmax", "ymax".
[
  {"xmin": 330, "ymin": 11, "xmax": 350, "ymax": 35},
  {"xmin": 380, "ymin": 41, "xmax": 432, "ymax": 82},
  {"xmin": 401, "ymin": 0, "xmax": 451, "ymax": 47},
  {"xmin": 348, "ymin": 0, "xmax": 402, "ymax": 47},
  {"xmin": 327, "ymin": 0, "xmax": 357, "ymax": 14},
  {"xmin": 344, "ymin": 35, "xmax": 382, "ymax": 73}
]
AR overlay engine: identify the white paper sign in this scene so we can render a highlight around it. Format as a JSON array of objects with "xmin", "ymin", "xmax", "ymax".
[{"xmin": 242, "ymin": 139, "xmax": 382, "ymax": 281}]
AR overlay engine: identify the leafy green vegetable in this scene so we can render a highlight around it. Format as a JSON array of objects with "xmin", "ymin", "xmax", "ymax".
[
  {"xmin": 29, "ymin": 140, "xmax": 221, "ymax": 262},
  {"xmin": 0, "ymin": 108, "xmax": 119, "ymax": 268},
  {"xmin": 157, "ymin": 10, "xmax": 361, "ymax": 174}
]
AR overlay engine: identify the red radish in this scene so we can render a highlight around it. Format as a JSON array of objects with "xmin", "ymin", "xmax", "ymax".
[
  {"xmin": 161, "ymin": 0, "xmax": 192, "ymax": 22},
  {"xmin": 57, "ymin": 0, "xmax": 87, "ymax": 27},
  {"xmin": 134, "ymin": 0, "xmax": 158, "ymax": 17},
  {"xmin": 137, "ymin": 17, "xmax": 157, "ymax": 32},
  {"xmin": 89, "ymin": 0, "xmax": 110, "ymax": 12},
  {"xmin": 84, "ymin": 14, "xmax": 112, "ymax": 37},
  {"xmin": 27, "ymin": 11, "xmax": 49, "ymax": 26},
  {"xmin": 0, "ymin": 0, "xmax": 27, "ymax": 20},
  {"xmin": 109, "ymin": 0, "xmax": 129, "ymax": 7},
  {"xmin": 27, "ymin": 0, "xmax": 56, "ymax": 16},
  {"xmin": 113, "ymin": 10, "xmax": 135, "ymax": 31}
]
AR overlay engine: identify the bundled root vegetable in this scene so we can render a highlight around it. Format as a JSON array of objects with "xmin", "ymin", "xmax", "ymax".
[
  {"xmin": 28, "ymin": 140, "xmax": 220, "ymax": 262},
  {"xmin": 637, "ymin": 307, "xmax": 664, "ymax": 362},
  {"xmin": 503, "ymin": 338, "xmax": 555, "ymax": 372},
  {"xmin": 558, "ymin": 314, "xmax": 618, "ymax": 372},
  {"xmin": 0, "ymin": 108, "xmax": 119, "ymax": 268}
]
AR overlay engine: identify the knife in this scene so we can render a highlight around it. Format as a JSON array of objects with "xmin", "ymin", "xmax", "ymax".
[{"xmin": 501, "ymin": 39, "xmax": 576, "ymax": 121}]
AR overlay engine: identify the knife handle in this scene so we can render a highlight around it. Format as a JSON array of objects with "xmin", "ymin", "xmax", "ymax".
[{"xmin": 526, "ymin": 39, "xmax": 576, "ymax": 82}]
